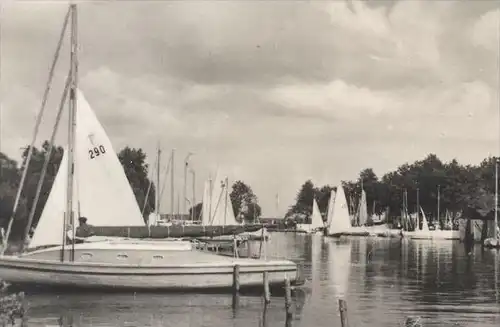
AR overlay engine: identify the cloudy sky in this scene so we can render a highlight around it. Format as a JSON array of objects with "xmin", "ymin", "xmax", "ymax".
[{"xmin": 1, "ymin": 0, "xmax": 499, "ymax": 216}]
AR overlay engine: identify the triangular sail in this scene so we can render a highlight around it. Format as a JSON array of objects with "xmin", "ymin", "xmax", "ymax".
[
  {"xmin": 311, "ymin": 198, "xmax": 323, "ymax": 229},
  {"xmin": 326, "ymin": 189, "xmax": 336, "ymax": 227},
  {"xmin": 420, "ymin": 207, "xmax": 429, "ymax": 231},
  {"xmin": 30, "ymin": 89, "xmax": 144, "ymax": 248},
  {"xmin": 358, "ymin": 189, "xmax": 368, "ymax": 226},
  {"xmin": 327, "ymin": 184, "xmax": 351, "ymax": 235},
  {"xmin": 209, "ymin": 175, "xmax": 237, "ymax": 226}
]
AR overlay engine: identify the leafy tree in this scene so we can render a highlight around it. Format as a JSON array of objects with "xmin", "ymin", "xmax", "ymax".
[
  {"xmin": 21, "ymin": 141, "xmax": 64, "ymax": 230},
  {"xmin": 286, "ymin": 180, "xmax": 315, "ymax": 221},
  {"xmin": 229, "ymin": 180, "xmax": 261, "ymax": 223},
  {"xmin": 118, "ymin": 147, "xmax": 156, "ymax": 221},
  {"xmin": 0, "ymin": 152, "xmax": 28, "ymax": 241},
  {"xmin": 288, "ymin": 154, "xmax": 500, "ymax": 228},
  {"xmin": 245, "ymin": 202, "xmax": 262, "ymax": 223},
  {"xmin": 314, "ymin": 185, "xmax": 336, "ymax": 221}
]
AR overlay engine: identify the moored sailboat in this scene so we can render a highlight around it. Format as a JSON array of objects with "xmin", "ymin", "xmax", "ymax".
[
  {"xmin": 296, "ymin": 198, "xmax": 324, "ymax": 234},
  {"xmin": 0, "ymin": 4, "xmax": 300, "ymax": 291}
]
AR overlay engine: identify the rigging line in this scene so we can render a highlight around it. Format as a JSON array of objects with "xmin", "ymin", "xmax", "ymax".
[
  {"xmin": 141, "ymin": 164, "xmax": 155, "ymax": 217},
  {"xmin": 21, "ymin": 73, "xmax": 71, "ymax": 252},
  {"xmin": 159, "ymin": 152, "xmax": 173, "ymax": 205},
  {"xmin": 2, "ymin": 6, "xmax": 71, "ymax": 254},
  {"xmin": 209, "ymin": 182, "xmax": 225, "ymax": 225}
]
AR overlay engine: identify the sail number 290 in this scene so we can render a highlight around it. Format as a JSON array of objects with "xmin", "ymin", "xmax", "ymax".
[{"xmin": 89, "ymin": 145, "xmax": 106, "ymax": 159}]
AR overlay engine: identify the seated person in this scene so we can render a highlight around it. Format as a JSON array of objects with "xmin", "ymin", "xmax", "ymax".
[{"xmin": 75, "ymin": 216, "xmax": 95, "ymax": 238}]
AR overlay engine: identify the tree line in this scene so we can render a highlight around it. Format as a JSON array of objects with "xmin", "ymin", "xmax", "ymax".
[
  {"xmin": 0, "ymin": 141, "xmax": 262, "ymax": 241},
  {"xmin": 287, "ymin": 154, "xmax": 499, "ymax": 225}
]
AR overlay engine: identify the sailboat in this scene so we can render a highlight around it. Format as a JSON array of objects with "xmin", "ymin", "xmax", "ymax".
[
  {"xmin": 197, "ymin": 174, "xmax": 268, "ymax": 241},
  {"xmin": 296, "ymin": 198, "xmax": 324, "ymax": 234},
  {"xmin": 325, "ymin": 184, "xmax": 352, "ymax": 237},
  {"xmin": 402, "ymin": 207, "xmax": 460, "ymax": 240},
  {"xmin": 0, "ymin": 4, "xmax": 300, "ymax": 291},
  {"xmin": 349, "ymin": 188, "xmax": 398, "ymax": 237}
]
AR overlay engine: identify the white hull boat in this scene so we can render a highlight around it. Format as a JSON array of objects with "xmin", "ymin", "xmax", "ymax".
[
  {"xmin": 402, "ymin": 229, "xmax": 460, "ymax": 240},
  {"xmin": 0, "ymin": 241, "xmax": 300, "ymax": 291},
  {"xmin": 296, "ymin": 198, "xmax": 325, "ymax": 235},
  {"xmin": 401, "ymin": 208, "xmax": 459, "ymax": 240}
]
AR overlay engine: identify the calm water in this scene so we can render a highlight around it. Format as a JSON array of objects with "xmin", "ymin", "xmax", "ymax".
[{"xmin": 20, "ymin": 233, "xmax": 500, "ymax": 326}]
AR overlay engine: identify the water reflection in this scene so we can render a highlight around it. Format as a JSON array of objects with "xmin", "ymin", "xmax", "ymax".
[{"xmin": 19, "ymin": 234, "xmax": 500, "ymax": 327}]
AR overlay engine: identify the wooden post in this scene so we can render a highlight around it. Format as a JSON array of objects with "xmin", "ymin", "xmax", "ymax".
[
  {"xmin": 232, "ymin": 264, "xmax": 240, "ymax": 309},
  {"xmin": 263, "ymin": 271, "xmax": 271, "ymax": 304},
  {"xmin": 233, "ymin": 264, "xmax": 240, "ymax": 293},
  {"xmin": 338, "ymin": 299, "xmax": 348, "ymax": 327},
  {"xmin": 284, "ymin": 277, "xmax": 292, "ymax": 327},
  {"xmin": 261, "ymin": 300, "xmax": 269, "ymax": 327}
]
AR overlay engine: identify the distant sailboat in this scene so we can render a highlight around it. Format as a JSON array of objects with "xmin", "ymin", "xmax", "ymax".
[
  {"xmin": 357, "ymin": 189, "xmax": 368, "ymax": 227},
  {"xmin": 403, "ymin": 207, "xmax": 460, "ymax": 240},
  {"xmin": 198, "ymin": 174, "xmax": 268, "ymax": 240},
  {"xmin": 326, "ymin": 184, "xmax": 352, "ymax": 237},
  {"xmin": 296, "ymin": 198, "xmax": 324, "ymax": 234}
]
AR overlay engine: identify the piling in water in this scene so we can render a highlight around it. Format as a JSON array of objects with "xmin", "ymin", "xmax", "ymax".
[
  {"xmin": 284, "ymin": 277, "xmax": 292, "ymax": 327},
  {"xmin": 263, "ymin": 271, "xmax": 271, "ymax": 304},
  {"xmin": 338, "ymin": 299, "xmax": 348, "ymax": 327},
  {"xmin": 232, "ymin": 264, "xmax": 240, "ymax": 293},
  {"xmin": 232, "ymin": 264, "xmax": 240, "ymax": 309}
]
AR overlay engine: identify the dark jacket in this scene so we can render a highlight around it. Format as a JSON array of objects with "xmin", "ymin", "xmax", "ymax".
[{"xmin": 75, "ymin": 223, "xmax": 95, "ymax": 238}]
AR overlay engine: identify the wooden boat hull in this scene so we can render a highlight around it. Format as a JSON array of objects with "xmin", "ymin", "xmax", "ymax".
[
  {"xmin": 0, "ymin": 242, "xmax": 301, "ymax": 292},
  {"xmin": 90, "ymin": 224, "xmax": 263, "ymax": 238},
  {"xmin": 328, "ymin": 225, "xmax": 401, "ymax": 238}
]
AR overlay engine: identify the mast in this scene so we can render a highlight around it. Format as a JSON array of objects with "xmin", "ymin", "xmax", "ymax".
[
  {"xmin": 437, "ymin": 185, "xmax": 441, "ymax": 229},
  {"xmin": 190, "ymin": 168, "xmax": 196, "ymax": 220},
  {"xmin": 208, "ymin": 174, "xmax": 213, "ymax": 224},
  {"xmin": 224, "ymin": 177, "xmax": 228, "ymax": 225},
  {"xmin": 275, "ymin": 192, "xmax": 279, "ymax": 219},
  {"xmin": 63, "ymin": 3, "xmax": 78, "ymax": 262},
  {"xmin": 171, "ymin": 149, "xmax": 175, "ymax": 219},
  {"xmin": 155, "ymin": 144, "xmax": 161, "ymax": 218},
  {"xmin": 416, "ymin": 187, "xmax": 420, "ymax": 231}
]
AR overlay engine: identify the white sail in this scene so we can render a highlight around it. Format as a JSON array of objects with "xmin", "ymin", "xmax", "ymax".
[
  {"xmin": 30, "ymin": 89, "xmax": 144, "ymax": 248},
  {"xmin": 358, "ymin": 189, "xmax": 368, "ymax": 226},
  {"xmin": 420, "ymin": 207, "xmax": 429, "ymax": 231},
  {"xmin": 326, "ymin": 189, "xmax": 336, "ymax": 227},
  {"xmin": 327, "ymin": 184, "xmax": 352, "ymax": 235},
  {"xmin": 148, "ymin": 212, "xmax": 159, "ymax": 226},
  {"xmin": 209, "ymin": 175, "xmax": 237, "ymax": 226},
  {"xmin": 311, "ymin": 198, "xmax": 324, "ymax": 229}
]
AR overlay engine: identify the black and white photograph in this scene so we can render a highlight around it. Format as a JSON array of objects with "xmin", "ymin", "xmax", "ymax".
[{"xmin": 0, "ymin": 0, "xmax": 499, "ymax": 326}]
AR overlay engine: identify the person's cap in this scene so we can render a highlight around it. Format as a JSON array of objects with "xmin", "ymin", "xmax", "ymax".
[{"xmin": 78, "ymin": 217, "xmax": 88, "ymax": 222}]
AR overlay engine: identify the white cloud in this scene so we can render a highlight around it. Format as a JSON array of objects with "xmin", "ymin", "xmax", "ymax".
[{"xmin": 471, "ymin": 9, "xmax": 500, "ymax": 52}]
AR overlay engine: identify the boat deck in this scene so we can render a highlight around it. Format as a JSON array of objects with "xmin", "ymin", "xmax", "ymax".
[{"xmin": 21, "ymin": 244, "xmax": 289, "ymax": 267}]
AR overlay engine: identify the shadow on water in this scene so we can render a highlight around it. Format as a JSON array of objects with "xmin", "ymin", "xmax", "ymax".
[{"xmin": 15, "ymin": 233, "xmax": 500, "ymax": 326}]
